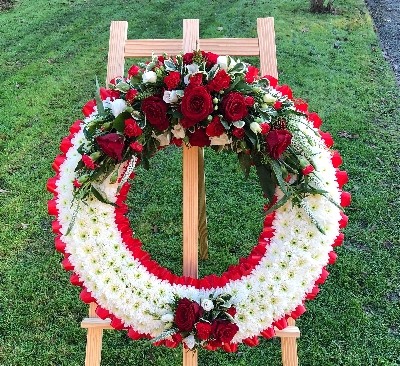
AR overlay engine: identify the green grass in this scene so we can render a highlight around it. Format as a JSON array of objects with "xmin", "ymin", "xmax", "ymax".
[{"xmin": 0, "ymin": 0, "xmax": 399, "ymax": 365}]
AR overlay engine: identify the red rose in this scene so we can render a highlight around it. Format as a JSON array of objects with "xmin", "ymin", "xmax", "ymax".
[
  {"xmin": 82, "ymin": 154, "xmax": 97, "ymax": 170},
  {"xmin": 206, "ymin": 116, "xmax": 225, "ymax": 137},
  {"xmin": 189, "ymin": 73, "xmax": 204, "ymax": 86},
  {"xmin": 128, "ymin": 64, "xmax": 140, "ymax": 78},
  {"xmin": 262, "ymin": 74, "xmax": 278, "ymax": 88},
  {"xmin": 124, "ymin": 118, "xmax": 142, "ymax": 137},
  {"xmin": 164, "ymin": 71, "xmax": 181, "ymax": 90},
  {"xmin": 260, "ymin": 123, "xmax": 270, "ymax": 135},
  {"xmin": 232, "ymin": 127, "xmax": 245, "ymax": 139},
  {"xmin": 82, "ymin": 99, "xmax": 96, "ymax": 117},
  {"xmin": 276, "ymin": 84, "xmax": 293, "ymax": 100},
  {"xmin": 245, "ymin": 65, "xmax": 259, "ymax": 83},
  {"xmin": 205, "ymin": 52, "xmax": 219, "ymax": 67},
  {"xmin": 211, "ymin": 320, "xmax": 239, "ymax": 343},
  {"xmin": 195, "ymin": 322, "xmax": 212, "ymax": 340},
  {"xmin": 221, "ymin": 92, "xmax": 248, "ymax": 122},
  {"xmin": 141, "ymin": 96, "xmax": 169, "ymax": 131},
  {"xmin": 130, "ymin": 141, "xmax": 143, "ymax": 152},
  {"xmin": 181, "ymin": 86, "xmax": 213, "ymax": 125},
  {"xmin": 188, "ymin": 127, "xmax": 211, "ymax": 147},
  {"xmin": 174, "ymin": 298, "xmax": 203, "ymax": 332},
  {"xmin": 265, "ymin": 129, "xmax": 292, "ymax": 159},
  {"xmin": 125, "ymin": 89, "xmax": 138, "ymax": 103},
  {"xmin": 183, "ymin": 52, "xmax": 194, "ymax": 65},
  {"xmin": 208, "ymin": 69, "xmax": 231, "ymax": 92},
  {"xmin": 96, "ymin": 133, "xmax": 125, "ymax": 161},
  {"xmin": 99, "ymin": 87, "xmax": 120, "ymax": 101}
]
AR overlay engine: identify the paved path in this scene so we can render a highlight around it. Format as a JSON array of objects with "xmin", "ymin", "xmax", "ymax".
[{"xmin": 365, "ymin": 0, "xmax": 400, "ymax": 84}]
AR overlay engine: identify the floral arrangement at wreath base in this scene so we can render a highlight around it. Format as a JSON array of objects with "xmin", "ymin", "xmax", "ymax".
[{"xmin": 47, "ymin": 50, "xmax": 350, "ymax": 351}]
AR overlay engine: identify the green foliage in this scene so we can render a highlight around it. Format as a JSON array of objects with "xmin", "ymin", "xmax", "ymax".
[{"xmin": 0, "ymin": 0, "xmax": 399, "ymax": 365}]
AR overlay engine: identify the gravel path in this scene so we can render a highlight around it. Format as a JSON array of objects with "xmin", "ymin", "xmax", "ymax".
[{"xmin": 365, "ymin": 0, "xmax": 400, "ymax": 84}]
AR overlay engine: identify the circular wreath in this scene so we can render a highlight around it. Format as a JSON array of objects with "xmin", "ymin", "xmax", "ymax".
[{"xmin": 48, "ymin": 51, "xmax": 350, "ymax": 352}]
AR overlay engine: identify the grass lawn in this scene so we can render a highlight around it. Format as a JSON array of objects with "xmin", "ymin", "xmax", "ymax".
[{"xmin": 0, "ymin": 0, "xmax": 399, "ymax": 365}]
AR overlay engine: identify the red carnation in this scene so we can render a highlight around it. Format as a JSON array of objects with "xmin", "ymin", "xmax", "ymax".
[
  {"xmin": 125, "ymin": 89, "xmax": 138, "ymax": 103},
  {"xmin": 245, "ymin": 65, "xmax": 259, "ymax": 83},
  {"xmin": 164, "ymin": 71, "xmax": 181, "ymax": 90},
  {"xmin": 260, "ymin": 123, "xmax": 270, "ymax": 135},
  {"xmin": 294, "ymin": 98, "xmax": 308, "ymax": 113},
  {"xmin": 99, "ymin": 87, "xmax": 120, "ymax": 101},
  {"xmin": 245, "ymin": 96, "xmax": 255, "ymax": 106},
  {"xmin": 265, "ymin": 129, "xmax": 292, "ymax": 159},
  {"xmin": 276, "ymin": 85, "xmax": 293, "ymax": 100},
  {"xmin": 124, "ymin": 118, "xmax": 142, "ymax": 137},
  {"xmin": 206, "ymin": 116, "xmax": 225, "ymax": 137},
  {"xmin": 174, "ymin": 298, "xmax": 203, "ymax": 332},
  {"xmin": 208, "ymin": 69, "xmax": 231, "ymax": 92},
  {"xmin": 189, "ymin": 73, "xmax": 204, "ymax": 86},
  {"xmin": 130, "ymin": 141, "xmax": 143, "ymax": 153},
  {"xmin": 232, "ymin": 127, "xmax": 245, "ymax": 139},
  {"xmin": 211, "ymin": 320, "xmax": 239, "ymax": 343},
  {"xmin": 273, "ymin": 100, "xmax": 283, "ymax": 110},
  {"xmin": 308, "ymin": 112, "xmax": 322, "ymax": 128},
  {"xmin": 141, "ymin": 96, "xmax": 169, "ymax": 131},
  {"xmin": 226, "ymin": 307, "xmax": 237, "ymax": 317},
  {"xmin": 96, "ymin": 133, "xmax": 125, "ymax": 161},
  {"xmin": 128, "ymin": 64, "xmax": 140, "ymax": 78},
  {"xmin": 181, "ymin": 86, "xmax": 213, "ymax": 125},
  {"xmin": 195, "ymin": 322, "xmax": 212, "ymax": 340},
  {"xmin": 82, "ymin": 154, "xmax": 97, "ymax": 170},
  {"xmin": 221, "ymin": 92, "xmax": 248, "ymax": 122},
  {"xmin": 302, "ymin": 165, "xmax": 314, "ymax": 175},
  {"xmin": 82, "ymin": 99, "xmax": 96, "ymax": 117},
  {"xmin": 188, "ymin": 127, "xmax": 211, "ymax": 147},
  {"xmin": 262, "ymin": 74, "xmax": 278, "ymax": 88}
]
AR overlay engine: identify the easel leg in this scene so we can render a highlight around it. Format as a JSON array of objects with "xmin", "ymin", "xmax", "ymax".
[
  {"xmin": 198, "ymin": 148, "xmax": 208, "ymax": 260},
  {"xmin": 280, "ymin": 318, "xmax": 299, "ymax": 366},
  {"xmin": 85, "ymin": 328, "xmax": 104, "ymax": 366}
]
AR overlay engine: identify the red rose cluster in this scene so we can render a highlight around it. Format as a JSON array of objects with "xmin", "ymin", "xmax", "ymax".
[{"xmin": 172, "ymin": 297, "xmax": 239, "ymax": 349}]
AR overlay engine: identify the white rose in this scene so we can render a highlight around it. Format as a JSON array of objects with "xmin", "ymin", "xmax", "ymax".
[
  {"xmin": 142, "ymin": 70, "xmax": 157, "ymax": 83},
  {"xmin": 110, "ymin": 99, "xmax": 127, "ymax": 117},
  {"xmin": 171, "ymin": 123, "xmax": 186, "ymax": 139},
  {"xmin": 250, "ymin": 122, "xmax": 262, "ymax": 134},
  {"xmin": 183, "ymin": 334, "xmax": 196, "ymax": 349},
  {"xmin": 263, "ymin": 93, "xmax": 277, "ymax": 104},
  {"xmin": 152, "ymin": 131, "xmax": 171, "ymax": 146},
  {"xmin": 210, "ymin": 133, "xmax": 231, "ymax": 146},
  {"xmin": 201, "ymin": 299, "xmax": 214, "ymax": 311},
  {"xmin": 161, "ymin": 313, "xmax": 174, "ymax": 323}
]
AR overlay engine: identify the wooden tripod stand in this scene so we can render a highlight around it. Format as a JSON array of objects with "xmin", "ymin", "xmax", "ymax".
[{"xmin": 81, "ymin": 18, "xmax": 300, "ymax": 366}]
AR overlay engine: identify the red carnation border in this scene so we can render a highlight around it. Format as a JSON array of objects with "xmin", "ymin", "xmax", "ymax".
[{"xmin": 47, "ymin": 114, "xmax": 350, "ymax": 351}]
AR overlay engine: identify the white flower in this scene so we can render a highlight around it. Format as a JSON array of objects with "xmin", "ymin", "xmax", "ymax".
[
  {"xmin": 210, "ymin": 133, "xmax": 231, "ymax": 146},
  {"xmin": 250, "ymin": 122, "xmax": 262, "ymax": 134},
  {"xmin": 142, "ymin": 71, "xmax": 157, "ymax": 83},
  {"xmin": 217, "ymin": 55, "xmax": 236, "ymax": 70},
  {"xmin": 163, "ymin": 90, "xmax": 179, "ymax": 104},
  {"xmin": 110, "ymin": 99, "xmax": 127, "ymax": 117},
  {"xmin": 263, "ymin": 93, "xmax": 277, "ymax": 104},
  {"xmin": 161, "ymin": 313, "xmax": 174, "ymax": 323},
  {"xmin": 183, "ymin": 334, "xmax": 196, "ymax": 349},
  {"xmin": 171, "ymin": 124, "xmax": 186, "ymax": 139},
  {"xmin": 201, "ymin": 299, "xmax": 214, "ymax": 311},
  {"xmin": 152, "ymin": 131, "xmax": 171, "ymax": 146}
]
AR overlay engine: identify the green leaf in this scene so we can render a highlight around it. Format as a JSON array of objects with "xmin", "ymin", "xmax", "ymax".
[
  {"xmin": 256, "ymin": 164, "xmax": 276, "ymax": 202},
  {"xmin": 269, "ymin": 159, "xmax": 288, "ymax": 195},
  {"xmin": 264, "ymin": 192, "xmax": 292, "ymax": 215},
  {"xmin": 164, "ymin": 59, "xmax": 177, "ymax": 71},
  {"xmin": 112, "ymin": 112, "xmax": 131, "ymax": 133},
  {"xmin": 90, "ymin": 186, "xmax": 117, "ymax": 206},
  {"xmin": 95, "ymin": 77, "xmax": 105, "ymax": 116},
  {"xmin": 238, "ymin": 152, "xmax": 251, "ymax": 179}
]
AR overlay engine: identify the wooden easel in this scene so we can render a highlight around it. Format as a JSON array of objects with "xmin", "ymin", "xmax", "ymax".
[{"xmin": 81, "ymin": 18, "xmax": 300, "ymax": 366}]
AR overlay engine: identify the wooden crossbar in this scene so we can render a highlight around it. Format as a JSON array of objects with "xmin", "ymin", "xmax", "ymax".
[{"xmin": 82, "ymin": 18, "xmax": 299, "ymax": 366}]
